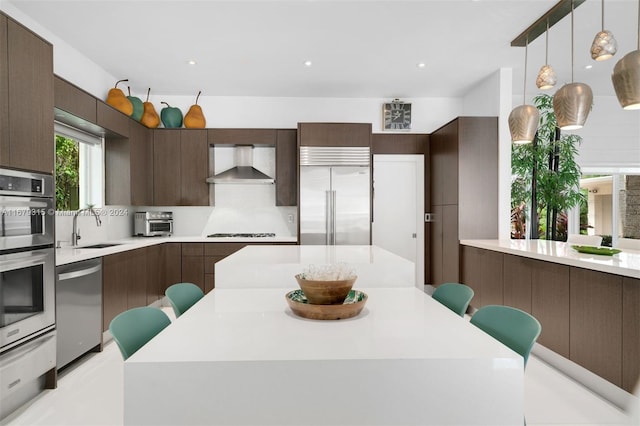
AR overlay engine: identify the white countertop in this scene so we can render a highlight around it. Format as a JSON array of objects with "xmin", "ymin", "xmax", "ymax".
[
  {"xmin": 124, "ymin": 287, "xmax": 523, "ymax": 425},
  {"xmin": 214, "ymin": 244, "xmax": 416, "ymax": 288},
  {"xmin": 461, "ymin": 239, "xmax": 640, "ymax": 279},
  {"xmin": 54, "ymin": 235, "xmax": 298, "ymax": 266}
]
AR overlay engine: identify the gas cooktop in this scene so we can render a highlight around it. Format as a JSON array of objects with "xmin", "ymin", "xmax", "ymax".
[{"xmin": 207, "ymin": 233, "xmax": 276, "ymax": 238}]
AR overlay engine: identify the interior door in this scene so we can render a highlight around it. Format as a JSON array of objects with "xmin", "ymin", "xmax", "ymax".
[{"xmin": 372, "ymin": 155, "xmax": 425, "ymax": 287}]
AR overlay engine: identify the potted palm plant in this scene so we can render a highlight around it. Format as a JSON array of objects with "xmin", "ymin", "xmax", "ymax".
[{"xmin": 511, "ymin": 93, "xmax": 585, "ymax": 241}]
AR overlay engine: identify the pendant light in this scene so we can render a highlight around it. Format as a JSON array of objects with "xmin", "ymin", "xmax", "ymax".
[
  {"xmin": 509, "ymin": 36, "xmax": 539, "ymax": 144},
  {"xmin": 612, "ymin": 0, "xmax": 640, "ymax": 109},
  {"xmin": 536, "ymin": 20, "xmax": 557, "ymax": 90},
  {"xmin": 553, "ymin": 0, "xmax": 593, "ymax": 131},
  {"xmin": 590, "ymin": 0, "xmax": 617, "ymax": 61}
]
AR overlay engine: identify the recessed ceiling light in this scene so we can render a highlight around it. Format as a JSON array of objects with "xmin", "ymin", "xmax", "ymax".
[
  {"xmin": 585, "ymin": 64, "xmax": 593, "ymax": 70},
  {"xmin": 417, "ymin": 63, "xmax": 426, "ymax": 68},
  {"xmin": 187, "ymin": 60, "xmax": 197, "ymax": 65},
  {"xmin": 304, "ymin": 60, "xmax": 312, "ymax": 67}
]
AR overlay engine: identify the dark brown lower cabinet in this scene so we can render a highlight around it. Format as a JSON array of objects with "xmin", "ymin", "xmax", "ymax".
[
  {"xmin": 162, "ymin": 243, "xmax": 182, "ymax": 295},
  {"xmin": 182, "ymin": 243, "xmax": 205, "ymax": 292},
  {"xmin": 459, "ymin": 245, "xmax": 503, "ymax": 308},
  {"xmin": 146, "ymin": 244, "xmax": 162, "ymax": 305},
  {"xmin": 570, "ymin": 268, "xmax": 622, "ymax": 387},
  {"xmin": 531, "ymin": 260, "xmax": 570, "ymax": 358},
  {"xmin": 622, "ymin": 277, "xmax": 640, "ymax": 392},
  {"xmin": 503, "ymin": 254, "xmax": 532, "ymax": 313},
  {"xmin": 102, "ymin": 248, "xmax": 146, "ymax": 332},
  {"xmin": 460, "ymin": 245, "xmax": 639, "ymax": 393}
]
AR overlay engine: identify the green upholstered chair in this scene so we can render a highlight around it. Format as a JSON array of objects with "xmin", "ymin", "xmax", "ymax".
[
  {"xmin": 109, "ymin": 306, "xmax": 171, "ymax": 360},
  {"xmin": 431, "ymin": 283, "xmax": 474, "ymax": 317},
  {"xmin": 165, "ymin": 282, "xmax": 205, "ymax": 318},
  {"xmin": 470, "ymin": 305, "xmax": 541, "ymax": 367}
]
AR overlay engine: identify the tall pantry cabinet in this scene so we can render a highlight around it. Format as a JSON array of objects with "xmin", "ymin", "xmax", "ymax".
[
  {"xmin": 0, "ymin": 13, "xmax": 54, "ymax": 173},
  {"xmin": 429, "ymin": 117, "xmax": 499, "ymax": 286}
]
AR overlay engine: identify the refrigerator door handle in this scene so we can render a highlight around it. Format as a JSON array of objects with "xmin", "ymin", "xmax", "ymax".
[
  {"xmin": 331, "ymin": 190, "xmax": 337, "ymax": 245},
  {"xmin": 326, "ymin": 190, "xmax": 332, "ymax": 245}
]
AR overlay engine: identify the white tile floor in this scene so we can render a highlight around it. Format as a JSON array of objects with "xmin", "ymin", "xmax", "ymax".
[{"xmin": 1, "ymin": 307, "xmax": 637, "ymax": 426}]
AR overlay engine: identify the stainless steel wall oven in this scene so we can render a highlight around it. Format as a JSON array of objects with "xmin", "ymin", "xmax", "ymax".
[{"xmin": 0, "ymin": 168, "xmax": 55, "ymax": 353}]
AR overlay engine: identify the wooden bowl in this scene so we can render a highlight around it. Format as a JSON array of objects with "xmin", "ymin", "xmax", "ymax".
[
  {"xmin": 286, "ymin": 289, "xmax": 368, "ymax": 320},
  {"xmin": 295, "ymin": 274, "xmax": 356, "ymax": 305}
]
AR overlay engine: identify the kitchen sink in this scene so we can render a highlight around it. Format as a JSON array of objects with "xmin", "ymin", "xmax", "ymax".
[{"xmin": 79, "ymin": 243, "xmax": 122, "ymax": 249}]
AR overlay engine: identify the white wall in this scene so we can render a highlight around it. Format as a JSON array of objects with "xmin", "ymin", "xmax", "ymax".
[{"xmin": 462, "ymin": 69, "xmax": 513, "ymax": 240}]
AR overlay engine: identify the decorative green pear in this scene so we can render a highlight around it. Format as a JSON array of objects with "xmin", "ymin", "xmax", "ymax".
[
  {"xmin": 160, "ymin": 102, "xmax": 183, "ymax": 128},
  {"xmin": 127, "ymin": 87, "xmax": 144, "ymax": 122}
]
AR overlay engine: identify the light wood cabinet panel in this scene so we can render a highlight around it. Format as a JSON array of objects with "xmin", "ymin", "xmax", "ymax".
[
  {"xmin": 180, "ymin": 129, "xmax": 208, "ymax": 206},
  {"xmin": 622, "ymin": 277, "xmax": 640, "ymax": 393},
  {"xmin": 570, "ymin": 268, "xmax": 622, "ymax": 387},
  {"xmin": 298, "ymin": 123, "xmax": 371, "ymax": 147},
  {"xmin": 0, "ymin": 15, "xmax": 8, "ymax": 165},
  {"xmin": 153, "ymin": 130, "xmax": 182, "ymax": 205},
  {"xmin": 276, "ymin": 129, "xmax": 297, "ymax": 206},
  {"xmin": 503, "ymin": 254, "xmax": 532, "ymax": 313},
  {"xmin": 6, "ymin": 18, "xmax": 54, "ymax": 173},
  {"xmin": 531, "ymin": 260, "xmax": 570, "ymax": 357}
]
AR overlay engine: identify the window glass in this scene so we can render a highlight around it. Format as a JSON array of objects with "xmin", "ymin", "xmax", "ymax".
[
  {"xmin": 578, "ymin": 172, "xmax": 640, "ymax": 247},
  {"xmin": 54, "ymin": 122, "xmax": 104, "ymax": 210}
]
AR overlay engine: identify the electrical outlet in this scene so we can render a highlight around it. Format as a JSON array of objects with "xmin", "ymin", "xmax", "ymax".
[{"xmin": 287, "ymin": 214, "xmax": 294, "ymax": 223}]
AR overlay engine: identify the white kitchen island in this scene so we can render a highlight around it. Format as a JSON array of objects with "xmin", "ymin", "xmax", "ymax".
[
  {"xmin": 214, "ymin": 244, "xmax": 416, "ymax": 289},
  {"xmin": 124, "ymin": 286, "xmax": 524, "ymax": 425}
]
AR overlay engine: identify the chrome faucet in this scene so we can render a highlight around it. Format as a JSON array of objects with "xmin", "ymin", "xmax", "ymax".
[{"xmin": 72, "ymin": 207, "xmax": 102, "ymax": 246}]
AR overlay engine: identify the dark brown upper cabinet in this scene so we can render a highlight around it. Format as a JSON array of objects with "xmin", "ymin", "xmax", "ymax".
[
  {"xmin": 372, "ymin": 133, "xmax": 428, "ymax": 155},
  {"xmin": 54, "ymin": 75, "xmax": 97, "ymax": 124},
  {"xmin": 1, "ymin": 14, "xmax": 54, "ymax": 174},
  {"xmin": 208, "ymin": 128, "xmax": 277, "ymax": 145},
  {"xmin": 298, "ymin": 123, "xmax": 371, "ymax": 147},
  {"xmin": 153, "ymin": 129, "xmax": 209, "ymax": 206},
  {"xmin": 276, "ymin": 129, "xmax": 297, "ymax": 206}
]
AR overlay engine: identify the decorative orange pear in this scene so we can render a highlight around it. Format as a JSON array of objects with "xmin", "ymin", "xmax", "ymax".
[
  {"xmin": 106, "ymin": 79, "xmax": 133, "ymax": 116},
  {"xmin": 140, "ymin": 88, "xmax": 160, "ymax": 129},
  {"xmin": 184, "ymin": 91, "xmax": 206, "ymax": 129}
]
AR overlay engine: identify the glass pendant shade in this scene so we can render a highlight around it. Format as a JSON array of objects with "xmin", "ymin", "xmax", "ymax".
[
  {"xmin": 591, "ymin": 30, "xmax": 617, "ymax": 61},
  {"xmin": 536, "ymin": 64, "xmax": 557, "ymax": 90},
  {"xmin": 509, "ymin": 105, "xmax": 540, "ymax": 144},
  {"xmin": 612, "ymin": 50, "xmax": 640, "ymax": 109},
  {"xmin": 553, "ymin": 82, "xmax": 594, "ymax": 130}
]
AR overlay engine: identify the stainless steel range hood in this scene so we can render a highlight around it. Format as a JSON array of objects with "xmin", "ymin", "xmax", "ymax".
[{"xmin": 206, "ymin": 146, "xmax": 275, "ymax": 184}]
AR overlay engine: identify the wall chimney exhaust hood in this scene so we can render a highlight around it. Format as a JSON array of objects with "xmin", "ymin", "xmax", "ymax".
[{"xmin": 206, "ymin": 145, "xmax": 275, "ymax": 184}]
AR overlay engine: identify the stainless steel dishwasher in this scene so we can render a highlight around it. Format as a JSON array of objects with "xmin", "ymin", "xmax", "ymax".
[{"xmin": 55, "ymin": 258, "xmax": 102, "ymax": 369}]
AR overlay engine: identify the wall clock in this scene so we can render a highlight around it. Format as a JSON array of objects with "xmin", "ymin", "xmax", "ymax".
[{"xmin": 383, "ymin": 101, "xmax": 412, "ymax": 130}]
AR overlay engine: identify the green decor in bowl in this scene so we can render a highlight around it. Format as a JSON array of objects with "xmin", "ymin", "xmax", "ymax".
[
  {"xmin": 286, "ymin": 289, "xmax": 368, "ymax": 320},
  {"xmin": 571, "ymin": 245, "xmax": 622, "ymax": 256}
]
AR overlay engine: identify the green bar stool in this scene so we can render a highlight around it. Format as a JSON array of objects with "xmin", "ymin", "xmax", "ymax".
[
  {"xmin": 165, "ymin": 282, "xmax": 205, "ymax": 318},
  {"xmin": 431, "ymin": 282, "xmax": 474, "ymax": 317}
]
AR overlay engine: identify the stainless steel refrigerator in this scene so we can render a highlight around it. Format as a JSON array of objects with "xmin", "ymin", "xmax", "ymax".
[{"xmin": 299, "ymin": 146, "xmax": 371, "ymax": 245}]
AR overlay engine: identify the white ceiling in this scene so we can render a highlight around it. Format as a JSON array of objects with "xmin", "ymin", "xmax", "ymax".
[{"xmin": 5, "ymin": 0, "xmax": 640, "ymax": 99}]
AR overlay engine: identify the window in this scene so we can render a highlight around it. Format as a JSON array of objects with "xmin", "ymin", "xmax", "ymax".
[
  {"xmin": 54, "ymin": 122, "xmax": 104, "ymax": 210},
  {"xmin": 568, "ymin": 169, "xmax": 640, "ymax": 247}
]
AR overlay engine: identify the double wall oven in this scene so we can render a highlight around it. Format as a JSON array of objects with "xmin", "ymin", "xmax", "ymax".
[{"xmin": 0, "ymin": 168, "xmax": 56, "ymax": 419}]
